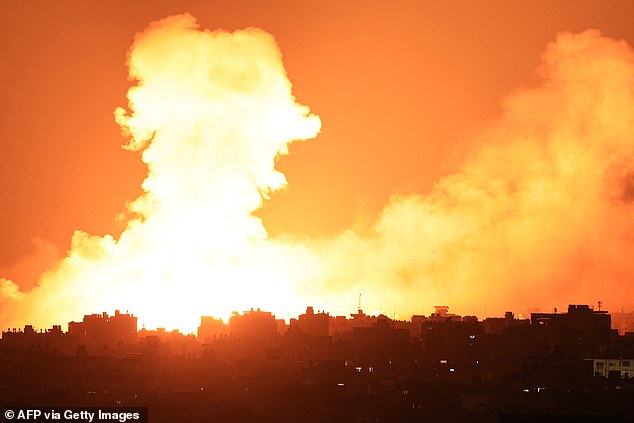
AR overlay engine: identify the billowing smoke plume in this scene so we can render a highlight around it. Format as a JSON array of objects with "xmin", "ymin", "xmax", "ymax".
[
  {"xmin": 1, "ymin": 19, "xmax": 633, "ymax": 332},
  {"xmin": 309, "ymin": 30, "xmax": 634, "ymax": 317},
  {"xmin": 0, "ymin": 14, "xmax": 321, "ymax": 331}
]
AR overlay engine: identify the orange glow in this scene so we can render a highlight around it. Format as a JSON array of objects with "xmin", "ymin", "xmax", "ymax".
[
  {"xmin": 306, "ymin": 30, "xmax": 634, "ymax": 317},
  {"xmin": 2, "ymin": 4, "xmax": 634, "ymax": 332},
  {"xmin": 1, "ymin": 14, "xmax": 322, "ymax": 332}
]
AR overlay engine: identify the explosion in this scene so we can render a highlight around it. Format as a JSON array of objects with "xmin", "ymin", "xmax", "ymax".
[
  {"xmin": 0, "ymin": 14, "xmax": 322, "ymax": 331},
  {"xmin": 1, "ymin": 15, "xmax": 634, "ymax": 332},
  {"xmin": 307, "ymin": 30, "xmax": 634, "ymax": 317}
]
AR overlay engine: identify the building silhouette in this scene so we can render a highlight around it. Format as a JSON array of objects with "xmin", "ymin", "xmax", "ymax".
[
  {"xmin": 228, "ymin": 308, "xmax": 277, "ymax": 342},
  {"xmin": 68, "ymin": 310, "xmax": 137, "ymax": 355},
  {"xmin": 2, "ymin": 304, "xmax": 634, "ymax": 422},
  {"xmin": 198, "ymin": 316, "xmax": 228, "ymax": 343}
]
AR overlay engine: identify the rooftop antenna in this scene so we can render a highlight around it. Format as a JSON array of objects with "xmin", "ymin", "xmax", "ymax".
[
  {"xmin": 597, "ymin": 300, "xmax": 602, "ymax": 311},
  {"xmin": 357, "ymin": 290, "xmax": 362, "ymax": 313}
]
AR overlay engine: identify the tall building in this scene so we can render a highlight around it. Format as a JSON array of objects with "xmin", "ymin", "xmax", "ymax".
[
  {"xmin": 531, "ymin": 304, "xmax": 611, "ymax": 357},
  {"xmin": 296, "ymin": 306, "xmax": 330, "ymax": 337},
  {"xmin": 228, "ymin": 308, "xmax": 277, "ymax": 342},
  {"xmin": 198, "ymin": 316, "xmax": 228, "ymax": 343},
  {"xmin": 68, "ymin": 310, "xmax": 137, "ymax": 355}
]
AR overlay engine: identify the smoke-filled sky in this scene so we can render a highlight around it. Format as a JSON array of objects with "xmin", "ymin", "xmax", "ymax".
[{"xmin": 2, "ymin": 1, "xmax": 634, "ymax": 331}]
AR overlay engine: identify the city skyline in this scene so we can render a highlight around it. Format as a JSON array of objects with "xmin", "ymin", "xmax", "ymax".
[
  {"xmin": 4, "ymin": 301, "xmax": 633, "ymax": 336},
  {"xmin": 4, "ymin": 300, "xmax": 633, "ymax": 421},
  {"xmin": 3, "ymin": 4, "xmax": 634, "ymax": 420}
]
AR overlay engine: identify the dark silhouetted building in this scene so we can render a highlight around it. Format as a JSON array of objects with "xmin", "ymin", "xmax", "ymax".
[
  {"xmin": 0, "ymin": 324, "xmax": 77, "ymax": 355},
  {"xmin": 198, "ymin": 316, "xmax": 228, "ymax": 343},
  {"xmin": 531, "ymin": 304, "xmax": 611, "ymax": 357},
  {"xmin": 296, "ymin": 306, "xmax": 330, "ymax": 337},
  {"xmin": 228, "ymin": 308, "xmax": 277, "ymax": 342},
  {"xmin": 68, "ymin": 310, "xmax": 137, "ymax": 355}
]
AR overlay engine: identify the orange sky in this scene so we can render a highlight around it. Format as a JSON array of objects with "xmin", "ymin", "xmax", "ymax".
[{"xmin": 2, "ymin": 1, "xmax": 634, "ymax": 324}]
